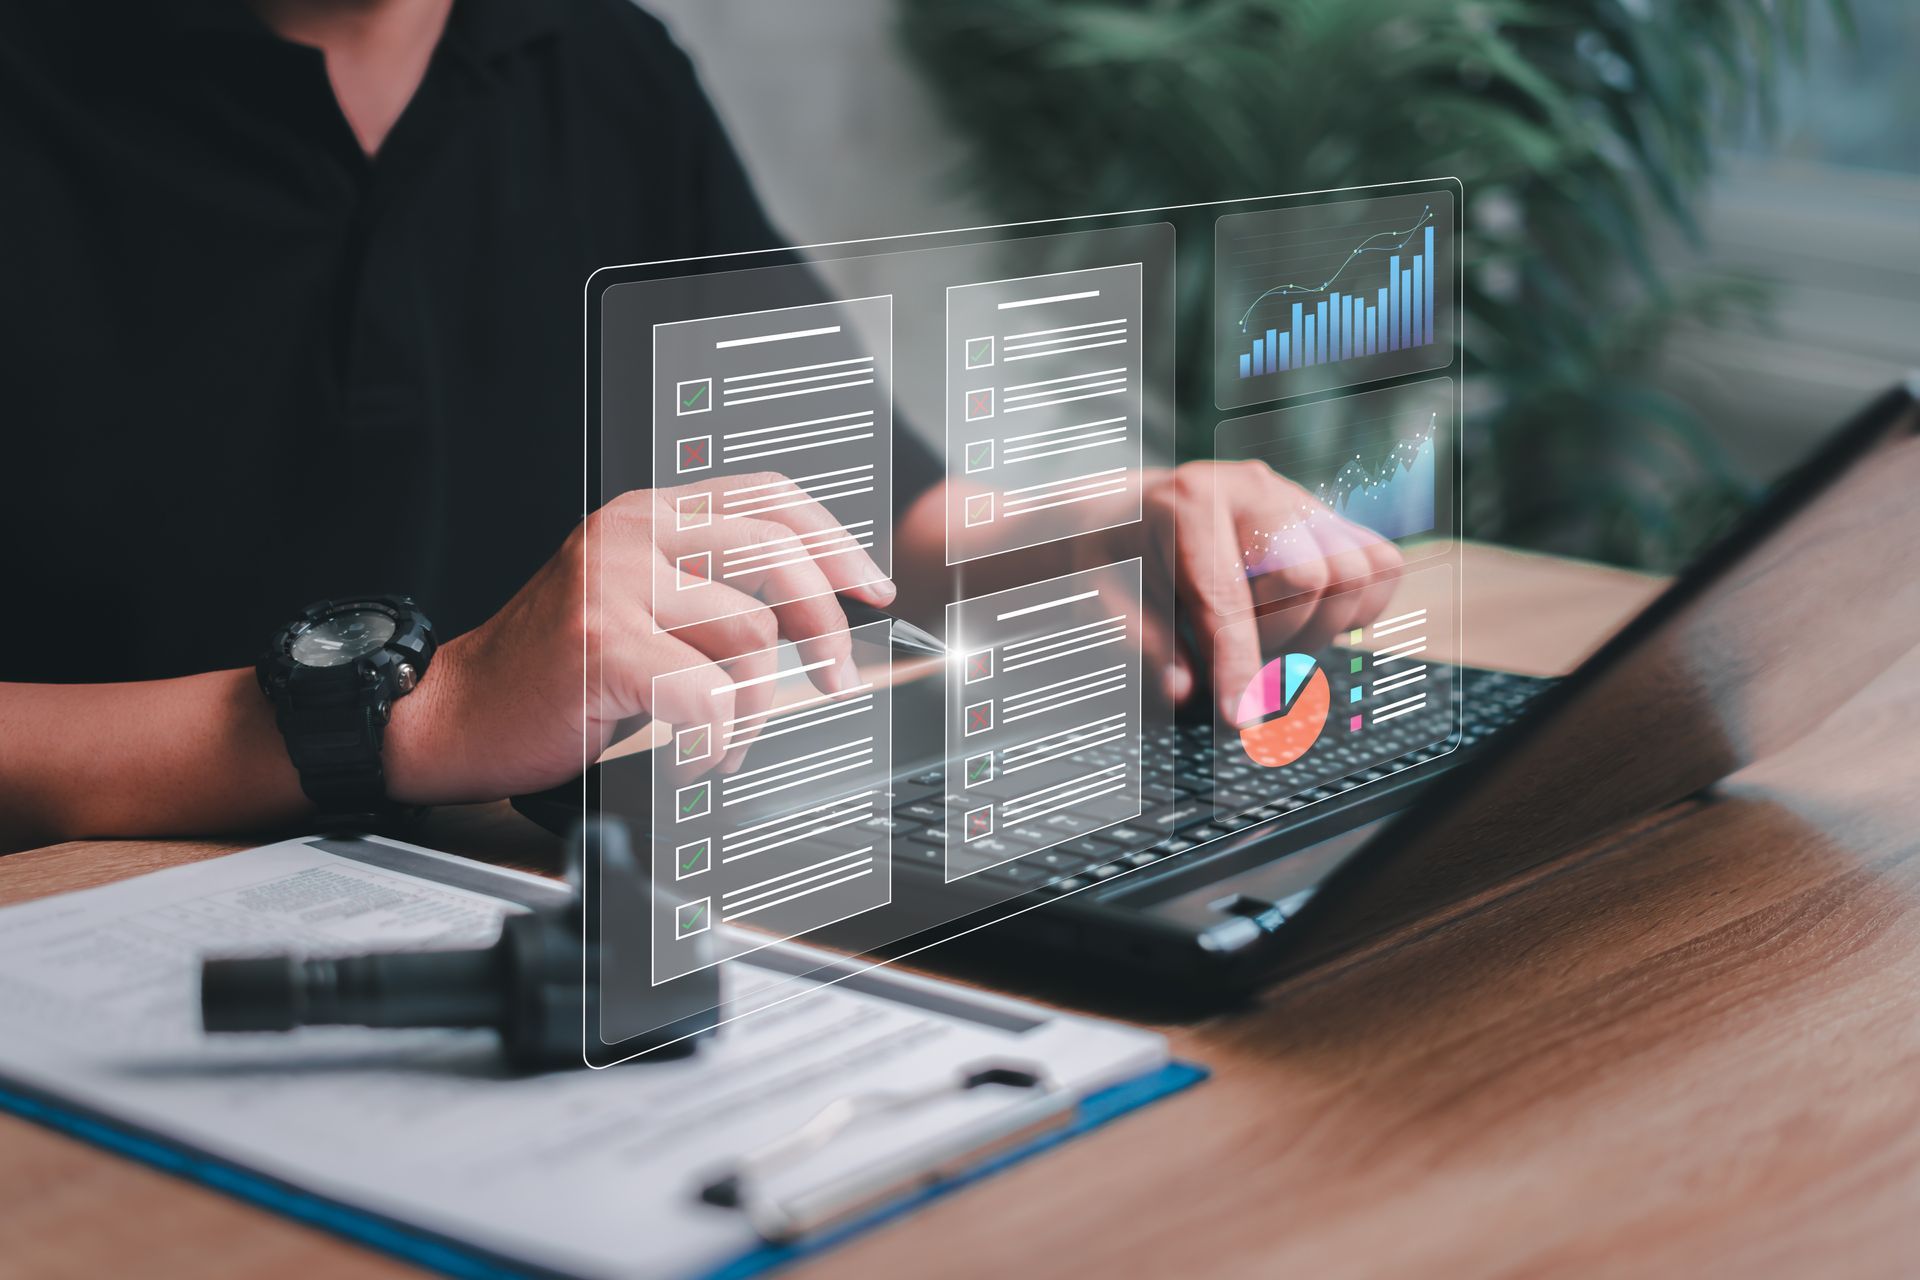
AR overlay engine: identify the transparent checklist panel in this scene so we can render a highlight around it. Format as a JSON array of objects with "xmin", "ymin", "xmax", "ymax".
[
  {"xmin": 942, "ymin": 559, "xmax": 1146, "ymax": 881},
  {"xmin": 945, "ymin": 263, "xmax": 1147, "ymax": 565},
  {"xmin": 650, "ymin": 295, "xmax": 893, "ymax": 631},
  {"xmin": 1210, "ymin": 559, "xmax": 1462, "ymax": 821},
  {"xmin": 586, "ymin": 192, "xmax": 1508, "ymax": 1063},
  {"xmin": 648, "ymin": 619, "xmax": 894, "ymax": 986},
  {"xmin": 1214, "ymin": 184, "xmax": 1457, "ymax": 411}
]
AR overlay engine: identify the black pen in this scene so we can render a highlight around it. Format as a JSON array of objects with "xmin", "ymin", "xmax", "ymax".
[{"xmin": 836, "ymin": 595, "xmax": 946, "ymax": 656}]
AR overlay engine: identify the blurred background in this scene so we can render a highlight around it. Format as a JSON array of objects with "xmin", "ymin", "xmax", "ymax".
[{"xmin": 643, "ymin": 0, "xmax": 1914, "ymax": 572}]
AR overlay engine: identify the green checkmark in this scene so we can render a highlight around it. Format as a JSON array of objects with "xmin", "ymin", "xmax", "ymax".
[
  {"xmin": 968, "ymin": 442, "xmax": 992, "ymax": 465},
  {"xmin": 967, "ymin": 755, "xmax": 992, "ymax": 782},
  {"xmin": 679, "ymin": 902, "xmax": 708, "ymax": 932},
  {"xmin": 680, "ymin": 844, "xmax": 708, "ymax": 870},
  {"xmin": 681, "ymin": 383, "xmax": 709, "ymax": 408},
  {"xmin": 679, "ymin": 730, "xmax": 708, "ymax": 760},
  {"xmin": 967, "ymin": 339, "xmax": 992, "ymax": 364},
  {"xmin": 679, "ymin": 785, "xmax": 707, "ymax": 815}
]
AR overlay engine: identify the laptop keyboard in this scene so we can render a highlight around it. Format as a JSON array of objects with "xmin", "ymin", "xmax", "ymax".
[{"xmin": 878, "ymin": 666, "xmax": 1558, "ymax": 899}]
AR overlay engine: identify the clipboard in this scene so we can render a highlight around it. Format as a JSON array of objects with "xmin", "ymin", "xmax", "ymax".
[
  {"xmin": 0, "ymin": 1060, "xmax": 1205, "ymax": 1280},
  {"xmin": 0, "ymin": 835, "xmax": 1205, "ymax": 1280}
]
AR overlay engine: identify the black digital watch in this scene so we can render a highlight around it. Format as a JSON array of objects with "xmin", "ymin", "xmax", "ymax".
[{"xmin": 258, "ymin": 597, "xmax": 436, "ymax": 818}]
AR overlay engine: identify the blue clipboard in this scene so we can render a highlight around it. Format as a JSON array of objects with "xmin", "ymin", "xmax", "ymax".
[{"xmin": 0, "ymin": 1060, "xmax": 1205, "ymax": 1280}]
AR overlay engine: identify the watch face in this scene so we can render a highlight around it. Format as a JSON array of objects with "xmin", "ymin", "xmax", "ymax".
[{"xmin": 290, "ymin": 609, "xmax": 397, "ymax": 668}]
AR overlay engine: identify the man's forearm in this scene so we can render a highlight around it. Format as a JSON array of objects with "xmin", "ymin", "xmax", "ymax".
[{"xmin": 0, "ymin": 670, "xmax": 310, "ymax": 852}]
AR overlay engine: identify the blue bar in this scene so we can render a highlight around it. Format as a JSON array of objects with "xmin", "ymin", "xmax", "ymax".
[
  {"xmin": 1265, "ymin": 327, "xmax": 1278, "ymax": 374},
  {"xmin": 1412, "ymin": 254, "xmax": 1424, "ymax": 347},
  {"xmin": 1342, "ymin": 295, "xmax": 1354, "ymax": 360},
  {"xmin": 1401, "ymin": 268, "xmax": 1412, "ymax": 349},
  {"xmin": 1277, "ymin": 333, "xmax": 1289, "ymax": 371},
  {"xmin": 1329, "ymin": 292, "xmax": 1341, "ymax": 362},
  {"xmin": 1388, "ymin": 255, "xmax": 1401, "ymax": 352},
  {"xmin": 1302, "ymin": 315, "xmax": 1315, "ymax": 367},
  {"xmin": 1291, "ymin": 301, "xmax": 1304, "ymax": 369},
  {"xmin": 1238, "ymin": 352, "xmax": 1250, "ymax": 378},
  {"xmin": 1425, "ymin": 225, "xmax": 1435, "ymax": 346},
  {"xmin": 1251, "ymin": 337, "xmax": 1263, "ymax": 374},
  {"xmin": 1315, "ymin": 300, "xmax": 1327, "ymax": 364},
  {"xmin": 1365, "ymin": 305, "xmax": 1376, "ymax": 355}
]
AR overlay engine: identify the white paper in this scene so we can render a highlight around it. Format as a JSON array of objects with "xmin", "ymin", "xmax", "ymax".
[{"xmin": 0, "ymin": 836, "xmax": 1163, "ymax": 1279}]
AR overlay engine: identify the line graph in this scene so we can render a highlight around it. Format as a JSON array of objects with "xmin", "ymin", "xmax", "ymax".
[
  {"xmin": 1234, "ymin": 206, "xmax": 1434, "ymax": 334},
  {"xmin": 1214, "ymin": 189, "xmax": 1454, "ymax": 406},
  {"xmin": 1214, "ymin": 379, "xmax": 1453, "ymax": 580}
]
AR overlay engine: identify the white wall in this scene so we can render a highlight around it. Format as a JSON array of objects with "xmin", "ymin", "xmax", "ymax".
[
  {"xmin": 640, "ymin": 0, "xmax": 987, "ymax": 246},
  {"xmin": 1658, "ymin": 157, "xmax": 1920, "ymax": 481}
]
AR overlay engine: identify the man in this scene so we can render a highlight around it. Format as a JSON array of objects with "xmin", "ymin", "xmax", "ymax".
[{"xmin": 0, "ymin": 0, "xmax": 1399, "ymax": 851}]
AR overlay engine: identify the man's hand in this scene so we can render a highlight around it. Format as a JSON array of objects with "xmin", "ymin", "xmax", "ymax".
[
  {"xmin": 386, "ymin": 476, "xmax": 893, "ymax": 805},
  {"xmin": 1131, "ymin": 462, "xmax": 1403, "ymax": 718}
]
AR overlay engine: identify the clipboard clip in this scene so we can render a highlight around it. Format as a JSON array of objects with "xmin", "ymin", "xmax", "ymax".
[{"xmin": 698, "ymin": 1062, "xmax": 1071, "ymax": 1243}]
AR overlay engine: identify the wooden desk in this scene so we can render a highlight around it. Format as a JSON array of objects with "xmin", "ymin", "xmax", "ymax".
[{"xmin": 7, "ymin": 545, "xmax": 1920, "ymax": 1279}]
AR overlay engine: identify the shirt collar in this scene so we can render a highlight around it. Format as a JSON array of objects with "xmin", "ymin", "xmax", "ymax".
[{"xmin": 446, "ymin": 0, "xmax": 562, "ymax": 59}]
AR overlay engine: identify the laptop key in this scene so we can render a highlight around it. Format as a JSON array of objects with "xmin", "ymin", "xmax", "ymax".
[
  {"xmin": 1147, "ymin": 803, "xmax": 1212, "ymax": 833},
  {"xmin": 1032, "ymin": 848, "xmax": 1093, "ymax": 873},
  {"xmin": 1060, "ymin": 834, "xmax": 1122, "ymax": 859}
]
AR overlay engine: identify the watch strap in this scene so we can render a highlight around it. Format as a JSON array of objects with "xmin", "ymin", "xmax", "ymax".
[{"xmin": 273, "ymin": 675, "xmax": 393, "ymax": 816}]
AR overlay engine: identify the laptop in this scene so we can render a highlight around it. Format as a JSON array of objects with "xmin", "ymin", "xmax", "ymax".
[{"xmin": 521, "ymin": 378, "xmax": 1920, "ymax": 996}]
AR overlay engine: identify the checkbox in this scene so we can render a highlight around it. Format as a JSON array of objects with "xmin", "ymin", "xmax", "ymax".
[
  {"xmin": 964, "ymin": 492, "xmax": 996, "ymax": 527},
  {"xmin": 964, "ymin": 699, "xmax": 994, "ymax": 737},
  {"xmin": 964, "ymin": 387, "xmax": 994, "ymax": 421},
  {"xmin": 675, "ymin": 723, "xmax": 712, "ymax": 765},
  {"xmin": 676, "ymin": 378, "xmax": 712, "ymax": 416},
  {"xmin": 677, "ymin": 434, "xmax": 712, "ymax": 473},
  {"xmin": 1349, "ymin": 655, "xmax": 1364, "ymax": 674},
  {"xmin": 964, "ymin": 751, "xmax": 994, "ymax": 788},
  {"xmin": 964, "ymin": 335, "xmax": 995, "ymax": 370},
  {"xmin": 675, "ymin": 838, "xmax": 712, "ymax": 880},
  {"xmin": 964, "ymin": 805, "xmax": 994, "ymax": 842},
  {"xmin": 674, "ymin": 781, "xmax": 710, "ymax": 821},
  {"xmin": 676, "ymin": 897, "xmax": 712, "ymax": 937},
  {"xmin": 964, "ymin": 438, "xmax": 995, "ymax": 474},
  {"xmin": 1349, "ymin": 686, "xmax": 1363, "ymax": 704},
  {"xmin": 964, "ymin": 648, "xmax": 994, "ymax": 684},
  {"xmin": 675, "ymin": 551, "xmax": 712, "ymax": 588},
  {"xmin": 676, "ymin": 491, "xmax": 712, "ymax": 531}
]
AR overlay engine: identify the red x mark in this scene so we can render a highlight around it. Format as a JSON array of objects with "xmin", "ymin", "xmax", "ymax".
[
  {"xmin": 678, "ymin": 437, "xmax": 710, "ymax": 469},
  {"xmin": 968, "ymin": 391, "xmax": 993, "ymax": 417}
]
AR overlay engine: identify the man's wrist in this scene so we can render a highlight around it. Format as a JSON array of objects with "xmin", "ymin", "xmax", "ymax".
[{"xmin": 383, "ymin": 633, "xmax": 467, "ymax": 807}]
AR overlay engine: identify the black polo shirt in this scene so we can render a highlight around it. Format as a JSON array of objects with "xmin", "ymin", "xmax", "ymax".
[{"xmin": 0, "ymin": 0, "xmax": 931, "ymax": 683}]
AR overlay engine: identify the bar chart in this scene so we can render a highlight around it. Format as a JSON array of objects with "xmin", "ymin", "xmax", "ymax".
[
  {"xmin": 1215, "ymin": 187, "xmax": 1454, "ymax": 408},
  {"xmin": 1234, "ymin": 219, "xmax": 1436, "ymax": 378}
]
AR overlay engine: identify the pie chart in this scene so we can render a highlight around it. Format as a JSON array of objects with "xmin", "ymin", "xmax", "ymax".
[{"xmin": 1235, "ymin": 653, "xmax": 1329, "ymax": 768}]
